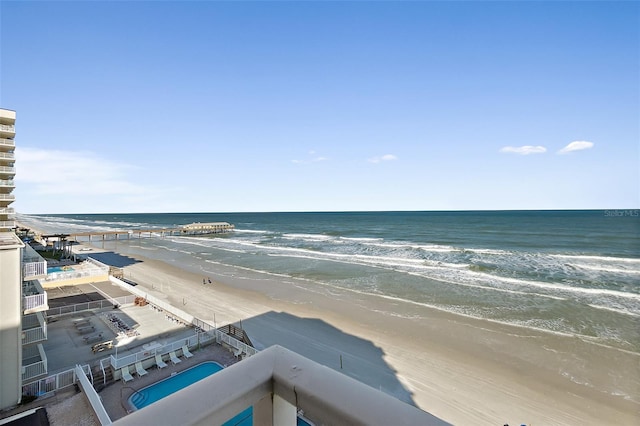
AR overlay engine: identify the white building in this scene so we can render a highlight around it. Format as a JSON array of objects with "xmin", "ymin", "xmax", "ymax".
[{"xmin": 0, "ymin": 109, "xmax": 49, "ymax": 411}]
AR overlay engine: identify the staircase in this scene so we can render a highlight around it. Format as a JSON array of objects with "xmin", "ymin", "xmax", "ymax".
[{"xmin": 91, "ymin": 364, "xmax": 114, "ymax": 391}]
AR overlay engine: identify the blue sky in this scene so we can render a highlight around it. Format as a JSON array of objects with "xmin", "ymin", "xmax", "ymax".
[{"xmin": 1, "ymin": 1, "xmax": 638, "ymax": 214}]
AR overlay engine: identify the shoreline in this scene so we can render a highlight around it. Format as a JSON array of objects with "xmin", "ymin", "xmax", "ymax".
[{"xmin": 85, "ymin": 241, "xmax": 639, "ymax": 426}]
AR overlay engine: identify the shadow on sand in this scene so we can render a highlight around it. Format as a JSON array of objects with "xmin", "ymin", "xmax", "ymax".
[{"xmin": 240, "ymin": 311, "xmax": 418, "ymax": 407}]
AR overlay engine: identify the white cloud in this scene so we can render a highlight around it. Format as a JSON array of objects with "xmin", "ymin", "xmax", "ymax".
[
  {"xmin": 15, "ymin": 147, "xmax": 146, "ymax": 196},
  {"xmin": 292, "ymin": 152, "xmax": 328, "ymax": 164},
  {"xmin": 558, "ymin": 140, "xmax": 594, "ymax": 154},
  {"xmin": 368, "ymin": 154, "xmax": 398, "ymax": 163},
  {"xmin": 499, "ymin": 145, "xmax": 547, "ymax": 155}
]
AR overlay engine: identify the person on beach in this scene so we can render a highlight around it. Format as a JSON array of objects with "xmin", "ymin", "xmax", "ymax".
[
  {"xmin": 203, "ymin": 278, "xmax": 206, "ymax": 285},
  {"xmin": 208, "ymin": 277, "xmax": 211, "ymax": 284}
]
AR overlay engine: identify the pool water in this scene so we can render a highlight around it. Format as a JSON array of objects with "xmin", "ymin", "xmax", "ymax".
[
  {"xmin": 129, "ymin": 362, "xmax": 223, "ymax": 410},
  {"xmin": 47, "ymin": 266, "xmax": 65, "ymax": 273},
  {"xmin": 224, "ymin": 407, "xmax": 312, "ymax": 426},
  {"xmin": 128, "ymin": 361, "xmax": 312, "ymax": 426}
]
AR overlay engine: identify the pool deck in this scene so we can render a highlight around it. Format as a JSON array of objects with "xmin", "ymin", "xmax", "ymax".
[
  {"xmin": 44, "ymin": 281, "xmax": 196, "ymax": 374},
  {"xmin": 3, "ymin": 281, "xmax": 243, "ymax": 425},
  {"xmin": 98, "ymin": 343, "xmax": 240, "ymax": 421}
]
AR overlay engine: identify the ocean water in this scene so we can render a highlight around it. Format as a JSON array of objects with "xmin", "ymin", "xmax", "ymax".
[{"xmin": 18, "ymin": 210, "xmax": 640, "ymax": 353}]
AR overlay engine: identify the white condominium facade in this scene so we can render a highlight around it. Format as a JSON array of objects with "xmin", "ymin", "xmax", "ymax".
[
  {"xmin": 0, "ymin": 108, "xmax": 16, "ymax": 231},
  {"xmin": 0, "ymin": 109, "xmax": 49, "ymax": 411}
]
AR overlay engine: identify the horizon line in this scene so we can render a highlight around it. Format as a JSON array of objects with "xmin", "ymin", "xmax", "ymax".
[{"xmin": 15, "ymin": 208, "xmax": 640, "ymax": 216}]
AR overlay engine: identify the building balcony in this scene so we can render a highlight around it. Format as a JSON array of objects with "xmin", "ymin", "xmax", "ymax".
[
  {"xmin": 114, "ymin": 345, "xmax": 445, "ymax": 426},
  {"xmin": 0, "ymin": 138, "xmax": 15, "ymax": 149},
  {"xmin": 22, "ymin": 343, "xmax": 48, "ymax": 382},
  {"xmin": 22, "ymin": 312, "xmax": 48, "ymax": 345},
  {"xmin": 0, "ymin": 151, "xmax": 15, "ymax": 162},
  {"xmin": 0, "ymin": 193, "xmax": 16, "ymax": 202},
  {"xmin": 0, "ymin": 220, "xmax": 16, "ymax": 230},
  {"xmin": 0, "ymin": 178, "xmax": 15, "ymax": 188},
  {"xmin": 0, "ymin": 165, "xmax": 15, "ymax": 175},
  {"xmin": 0, "ymin": 124, "xmax": 15, "ymax": 138},
  {"xmin": 0, "ymin": 109, "xmax": 16, "ymax": 122},
  {"xmin": 23, "ymin": 244, "xmax": 47, "ymax": 280},
  {"xmin": 23, "ymin": 279, "xmax": 49, "ymax": 314},
  {"xmin": 0, "ymin": 207, "xmax": 16, "ymax": 217}
]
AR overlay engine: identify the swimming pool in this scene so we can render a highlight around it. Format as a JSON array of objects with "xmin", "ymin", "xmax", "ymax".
[
  {"xmin": 128, "ymin": 361, "xmax": 223, "ymax": 410},
  {"xmin": 128, "ymin": 361, "xmax": 312, "ymax": 425},
  {"xmin": 47, "ymin": 266, "xmax": 64, "ymax": 273}
]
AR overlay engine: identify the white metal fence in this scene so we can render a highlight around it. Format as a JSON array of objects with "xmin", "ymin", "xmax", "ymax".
[
  {"xmin": 46, "ymin": 295, "xmax": 136, "ymax": 317},
  {"xmin": 22, "ymin": 365, "xmax": 91, "ymax": 398}
]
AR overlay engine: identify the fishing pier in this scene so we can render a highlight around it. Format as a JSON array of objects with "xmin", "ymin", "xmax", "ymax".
[{"xmin": 65, "ymin": 222, "xmax": 235, "ymax": 242}]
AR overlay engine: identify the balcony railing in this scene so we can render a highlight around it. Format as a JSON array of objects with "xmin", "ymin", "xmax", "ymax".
[
  {"xmin": 0, "ymin": 207, "xmax": 15, "ymax": 215},
  {"xmin": 22, "ymin": 365, "xmax": 88, "ymax": 397},
  {"xmin": 0, "ymin": 124, "xmax": 16, "ymax": 134},
  {"xmin": 0, "ymin": 138, "xmax": 15, "ymax": 148},
  {"xmin": 22, "ymin": 344, "xmax": 48, "ymax": 381},
  {"xmin": 114, "ymin": 345, "xmax": 445, "ymax": 426},
  {"xmin": 0, "ymin": 152, "xmax": 14, "ymax": 160},
  {"xmin": 0, "ymin": 179, "xmax": 15, "ymax": 186},
  {"xmin": 0, "ymin": 193, "xmax": 15, "ymax": 201},
  {"xmin": 24, "ymin": 261, "xmax": 47, "ymax": 280},
  {"xmin": 22, "ymin": 312, "xmax": 47, "ymax": 345},
  {"xmin": 23, "ymin": 244, "xmax": 47, "ymax": 280},
  {"xmin": 0, "ymin": 220, "xmax": 16, "ymax": 229},
  {"xmin": 0, "ymin": 165, "xmax": 15, "ymax": 174},
  {"xmin": 23, "ymin": 280, "xmax": 49, "ymax": 314}
]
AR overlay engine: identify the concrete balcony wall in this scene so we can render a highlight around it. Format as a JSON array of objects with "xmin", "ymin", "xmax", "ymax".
[
  {"xmin": 0, "ymin": 109, "xmax": 16, "ymax": 123},
  {"xmin": 114, "ymin": 345, "xmax": 447, "ymax": 426}
]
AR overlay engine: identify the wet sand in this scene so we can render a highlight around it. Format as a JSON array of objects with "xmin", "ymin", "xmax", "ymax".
[{"xmin": 88, "ymin": 245, "xmax": 639, "ymax": 425}]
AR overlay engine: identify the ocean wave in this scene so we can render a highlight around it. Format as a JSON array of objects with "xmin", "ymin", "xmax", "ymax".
[
  {"xmin": 233, "ymin": 229, "xmax": 270, "ymax": 234},
  {"xmin": 550, "ymin": 254, "xmax": 640, "ymax": 263},
  {"xmin": 461, "ymin": 269, "xmax": 640, "ymax": 302},
  {"xmin": 567, "ymin": 263, "xmax": 640, "ymax": 275},
  {"xmin": 464, "ymin": 248, "xmax": 509, "ymax": 255},
  {"xmin": 587, "ymin": 304, "xmax": 640, "ymax": 318},
  {"xmin": 282, "ymin": 233, "xmax": 335, "ymax": 241},
  {"xmin": 339, "ymin": 236, "xmax": 384, "ymax": 242},
  {"xmin": 362, "ymin": 241, "xmax": 459, "ymax": 253}
]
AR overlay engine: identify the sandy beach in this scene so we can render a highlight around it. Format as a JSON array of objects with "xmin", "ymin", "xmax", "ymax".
[{"xmin": 86, "ymin": 246, "xmax": 640, "ymax": 426}]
